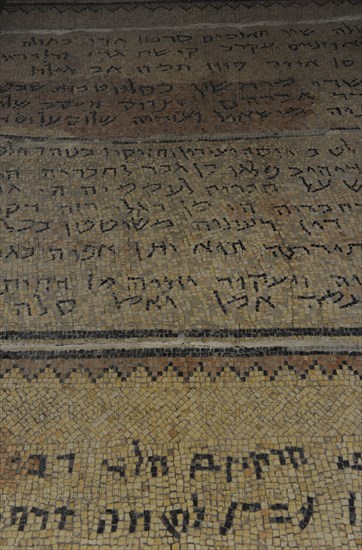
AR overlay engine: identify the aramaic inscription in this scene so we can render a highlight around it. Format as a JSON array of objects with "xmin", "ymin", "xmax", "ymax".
[
  {"xmin": 0, "ymin": 22, "xmax": 361, "ymax": 138},
  {"xmin": 0, "ymin": 134, "xmax": 360, "ymax": 332}
]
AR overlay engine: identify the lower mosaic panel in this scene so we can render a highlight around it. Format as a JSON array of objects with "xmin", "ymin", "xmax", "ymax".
[{"xmin": 1, "ymin": 353, "xmax": 361, "ymax": 548}]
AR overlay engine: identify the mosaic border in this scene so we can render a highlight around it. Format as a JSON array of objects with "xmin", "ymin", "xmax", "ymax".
[{"xmin": 1, "ymin": 352, "xmax": 361, "ymax": 382}]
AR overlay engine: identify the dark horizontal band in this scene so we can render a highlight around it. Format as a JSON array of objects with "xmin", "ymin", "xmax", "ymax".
[
  {"xmin": 0, "ymin": 327, "xmax": 361, "ymax": 341},
  {"xmin": 1, "ymin": 347, "xmax": 361, "ymax": 360}
]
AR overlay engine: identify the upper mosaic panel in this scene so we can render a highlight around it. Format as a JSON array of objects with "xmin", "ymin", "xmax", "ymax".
[{"xmin": 0, "ymin": 22, "xmax": 361, "ymax": 138}]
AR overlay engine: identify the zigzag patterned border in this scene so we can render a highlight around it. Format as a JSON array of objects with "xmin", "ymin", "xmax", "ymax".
[{"xmin": 1, "ymin": 354, "xmax": 361, "ymax": 382}]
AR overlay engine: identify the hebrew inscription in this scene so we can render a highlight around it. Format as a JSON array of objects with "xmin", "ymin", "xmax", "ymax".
[
  {"xmin": 0, "ymin": 22, "xmax": 361, "ymax": 138},
  {"xmin": 2, "ymin": 440, "xmax": 359, "ymax": 541},
  {"xmin": 0, "ymin": 134, "xmax": 361, "ymax": 332}
]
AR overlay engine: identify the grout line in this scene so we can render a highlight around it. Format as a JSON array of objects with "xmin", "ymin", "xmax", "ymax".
[{"xmin": 0, "ymin": 15, "xmax": 361, "ymax": 33}]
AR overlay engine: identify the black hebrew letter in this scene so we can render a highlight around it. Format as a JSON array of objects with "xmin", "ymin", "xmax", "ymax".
[
  {"xmin": 242, "ymin": 502, "xmax": 262, "ymax": 514},
  {"xmin": 349, "ymin": 493, "xmax": 356, "ymax": 525},
  {"xmin": 161, "ymin": 509, "xmax": 189, "ymax": 539},
  {"xmin": 250, "ymin": 452, "xmax": 270, "ymax": 479},
  {"xmin": 97, "ymin": 509, "xmax": 119, "ymax": 534},
  {"xmin": 220, "ymin": 502, "xmax": 237, "ymax": 535},
  {"xmin": 337, "ymin": 452, "xmax": 362, "ymax": 471},
  {"xmin": 285, "ymin": 447, "xmax": 308, "ymax": 468},
  {"xmin": 10, "ymin": 507, "xmax": 28, "ymax": 532},
  {"xmin": 30, "ymin": 507, "xmax": 49, "ymax": 530},
  {"xmin": 54, "ymin": 506, "xmax": 75, "ymax": 530},
  {"xmin": 129, "ymin": 510, "xmax": 151, "ymax": 533},
  {"xmin": 102, "ymin": 458, "xmax": 126, "ymax": 478},
  {"xmin": 56, "ymin": 453, "xmax": 75, "ymax": 473},
  {"xmin": 133, "ymin": 440, "xmax": 144, "ymax": 476},
  {"xmin": 28, "ymin": 454, "xmax": 47, "ymax": 478},
  {"xmin": 299, "ymin": 497, "xmax": 314, "ymax": 530},
  {"xmin": 226, "ymin": 456, "xmax": 238, "ymax": 482},
  {"xmin": 269, "ymin": 503, "xmax": 292, "ymax": 524},
  {"xmin": 192, "ymin": 493, "xmax": 205, "ymax": 528},
  {"xmin": 190, "ymin": 453, "xmax": 221, "ymax": 479},
  {"xmin": 148, "ymin": 455, "xmax": 169, "ymax": 477},
  {"xmin": 347, "ymin": 492, "xmax": 362, "ymax": 526}
]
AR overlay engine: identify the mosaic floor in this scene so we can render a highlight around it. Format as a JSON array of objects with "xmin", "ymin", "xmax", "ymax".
[{"xmin": 0, "ymin": 0, "xmax": 361, "ymax": 548}]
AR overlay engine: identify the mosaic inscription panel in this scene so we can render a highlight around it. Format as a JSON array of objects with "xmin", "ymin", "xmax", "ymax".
[
  {"xmin": 1, "ymin": 354, "xmax": 361, "ymax": 548},
  {"xmin": 1, "ymin": 3, "xmax": 361, "ymax": 549},
  {"xmin": 0, "ymin": 134, "xmax": 361, "ymax": 332},
  {"xmin": 0, "ymin": 22, "xmax": 361, "ymax": 138}
]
